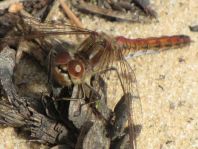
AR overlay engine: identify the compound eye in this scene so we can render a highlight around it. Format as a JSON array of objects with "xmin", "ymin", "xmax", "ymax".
[
  {"xmin": 54, "ymin": 51, "xmax": 71, "ymax": 65},
  {"xmin": 67, "ymin": 60, "xmax": 84, "ymax": 78}
]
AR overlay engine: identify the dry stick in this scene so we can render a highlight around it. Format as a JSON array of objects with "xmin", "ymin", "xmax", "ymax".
[{"xmin": 59, "ymin": 0, "xmax": 84, "ymax": 29}]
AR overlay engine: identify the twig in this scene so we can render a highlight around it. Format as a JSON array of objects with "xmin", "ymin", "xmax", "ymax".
[{"xmin": 59, "ymin": 0, "xmax": 84, "ymax": 28}]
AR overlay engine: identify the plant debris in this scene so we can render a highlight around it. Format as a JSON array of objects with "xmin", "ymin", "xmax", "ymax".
[
  {"xmin": 189, "ymin": 25, "xmax": 198, "ymax": 32},
  {"xmin": 73, "ymin": 0, "xmax": 157, "ymax": 22}
]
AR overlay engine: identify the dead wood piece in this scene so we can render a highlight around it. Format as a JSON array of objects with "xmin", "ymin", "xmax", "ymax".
[
  {"xmin": 23, "ymin": 0, "xmax": 55, "ymax": 20},
  {"xmin": 111, "ymin": 134, "xmax": 130, "ymax": 149},
  {"xmin": 82, "ymin": 121, "xmax": 111, "ymax": 149},
  {"xmin": 27, "ymin": 107, "xmax": 73, "ymax": 145},
  {"xmin": 74, "ymin": 1, "xmax": 136, "ymax": 22},
  {"xmin": 0, "ymin": 100, "xmax": 26, "ymax": 127},
  {"xmin": 110, "ymin": 93, "xmax": 129, "ymax": 139},
  {"xmin": 0, "ymin": 46, "xmax": 20, "ymax": 105},
  {"xmin": 0, "ymin": 46, "xmax": 69, "ymax": 145},
  {"xmin": 89, "ymin": 75, "xmax": 112, "ymax": 121},
  {"xmin": 75, "ymin": 121, "xmax": 93, "ymax": 149},
  {"xmin": 73, "ymin": 0, "xmax": 156, "ymax": 22},
  {"xmin": 68, "ymin": 85, "xmax": 93, "ymax": 129},
  {"xmin": 68, "ymin": 76, "xmax": 112, "ymax": 129},
  {"xmin": 133, "ymin": 0, "xmax": 157, "ymax": 17},
  {"xmin": 189, "ymin": 25, "xmax": 198, "ymax": 32}
]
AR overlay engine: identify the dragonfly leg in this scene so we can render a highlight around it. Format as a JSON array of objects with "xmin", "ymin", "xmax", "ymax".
[{"xmin": 78, "ymin": 80, "xmax": 103, "ymax": 110}]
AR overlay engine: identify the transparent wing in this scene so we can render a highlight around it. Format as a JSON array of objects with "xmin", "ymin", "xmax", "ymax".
[
  {"xmin": 88, "ymin": 37, "xmax": 143, "ymax": 149},
  {"xmin": 0, "ymin": 12, "xmax": 93, "ymax": 43},
  {"xmin": 75, "ymin": 35, "xmax": 143, "ymax": 145},
  {"xmin": 21, "ymin": 13, "xmax": 93, "ymax": 34},
  {"xmin": 116, "ymin": 59, "xmax": 142, "ymax": 149},
  {"xmin": 97, "ymin": 60, "xmax": 142, "ymax": 149}
]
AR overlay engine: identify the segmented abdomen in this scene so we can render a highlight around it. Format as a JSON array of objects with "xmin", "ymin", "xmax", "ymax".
[{"xmin": 115, "ymin": 35, "xmax": 191, "ymax": 56}]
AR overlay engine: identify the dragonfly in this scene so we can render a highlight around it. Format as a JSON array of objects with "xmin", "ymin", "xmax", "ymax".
[{"xmin": 0, "ymin": 12, "xmax": 191, "ymax": 149}]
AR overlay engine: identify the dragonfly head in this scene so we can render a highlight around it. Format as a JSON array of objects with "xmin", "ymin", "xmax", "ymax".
[{"xmin": 52, "ymin": 51, "xmax": 85, "ymax": 86}]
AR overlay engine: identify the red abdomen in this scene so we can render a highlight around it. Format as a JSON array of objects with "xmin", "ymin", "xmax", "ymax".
[{"xmin": 115, "ymin": 35, "xmax": 191, "ymax": 56}]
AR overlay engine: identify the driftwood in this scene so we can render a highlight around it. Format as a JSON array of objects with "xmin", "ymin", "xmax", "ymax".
[{"xmin": 73, "ymin": 0, "xmax": 156, "ymax": 22}]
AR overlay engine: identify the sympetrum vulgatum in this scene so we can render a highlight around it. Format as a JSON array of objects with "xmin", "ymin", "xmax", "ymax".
[{"xmin": 0, "ymin": 12, "xmax": 191, "ymax": 149}]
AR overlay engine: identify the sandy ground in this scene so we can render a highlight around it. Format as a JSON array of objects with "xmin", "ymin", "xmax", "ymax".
[{"xmin": 0, "ymin": 0, "xmax": 198, "ymax": 149}]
